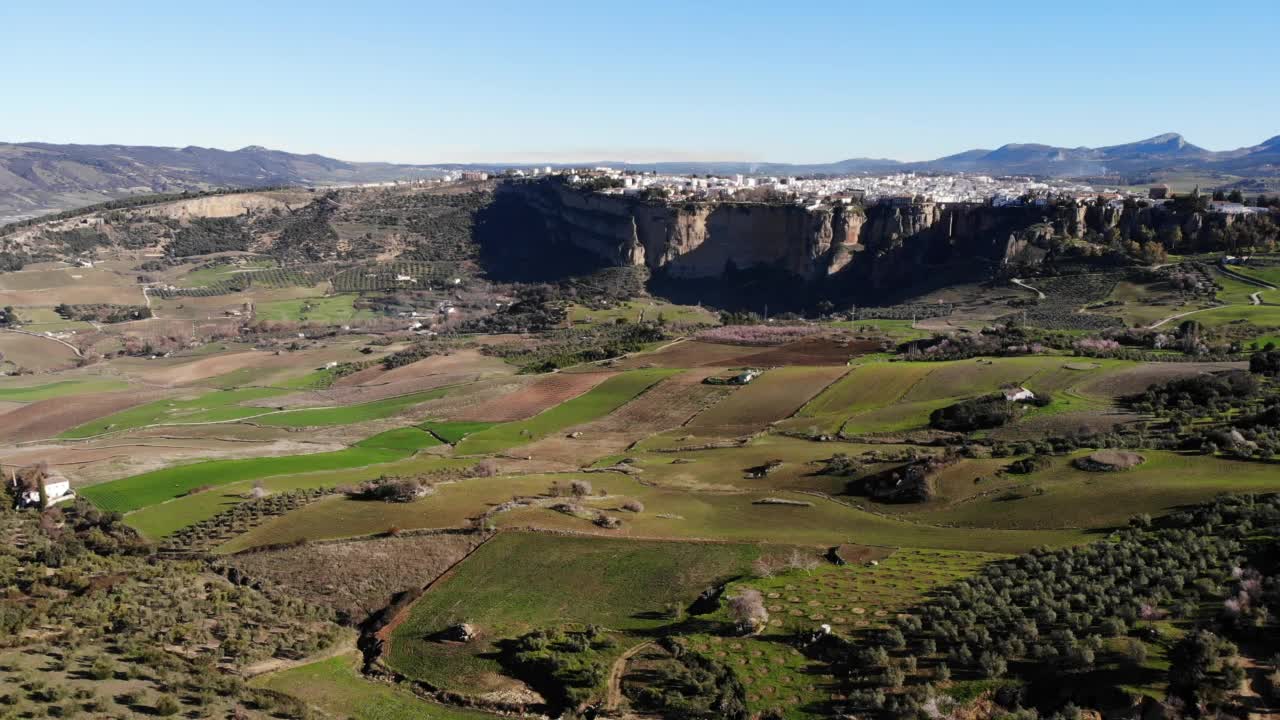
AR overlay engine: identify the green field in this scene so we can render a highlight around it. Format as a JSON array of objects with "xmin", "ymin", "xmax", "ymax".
[
  {"xmin": 386, "ymin": 532, "xmax": 763, "ymax": 696},
  {"xmin": 223, "ymin": 468, "xmax": 1082, "ymax": 554},
  {"xmin": 902, "ymin": 450, "xmax": 1280, "ymax": 530},
  {"xmin": 255, "ymin": 653, "xmax": 493, "ymax": 720},
  {"xmin": 419, "ymin": 420, "xmax": 496, "ymax": 444},
  {"xmin": 83, "ymin": 428, "xmax": 440, "ymax": 514},
  {"xmin": 60, "ymin": 387, "xmax": 289, "ymax": 437},
  {"xmin": 568, "ymin": 300, "xmax": 718, "ymax": 327},
  {"xmin": 454, "ymin": 368, "xmax": 677, "ymax": 454},
  {"xmin": 256, "ymin": 294, "xmax": 373, "ymax": 323},
  {"xmin": 256, "ymin": 387, "xmax": 452, "ymax": 427},
  {"xmin": 0, "ymin": 377, "xmax": 130, "ymax": 401},
  {"xmin": 128, "ymin": 454, "xmax": 475, "ymax": 539}
]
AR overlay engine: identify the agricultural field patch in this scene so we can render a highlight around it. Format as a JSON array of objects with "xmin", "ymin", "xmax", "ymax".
[
  {"xmin": 902, "ymin": 450, "xmax": 1280, "ymax": 531},
  {"xmin": 254, "ymin": 653, "xmax": 495, "ymax": 720},
  {"xmin": 0, "ymin": 388, "xmax": 168, "ymax": 442},
  {"xmin": 126, "ymin": 453, "xmax": 474, "ymax": 539},
  {"xmin": 60, "ymin": 387, "xmax": 290, "ymax": 437},
  {"xmin": 454, "ymin": 369, "xmax": 676, "ymax": 454},
  {"xmin": 684, "ymin": 366, "xmax": 848, "ymax": 435},
  {"xmin": 253, "ymin": 387, "xmax": 452, "ymax": 427},
  {"xmin": 514, "ymin": 369, "xmax": 735, "ymax": 468},
  {"xmin": 0, "ymin": 331, "xmax": 79, "ymax": 372},
  {"xmin": 0, "ymin": 377, "xmax": 130, "ymax": 401},
  {"xmin": 453, "ymin": 370, "xmax": 616, "ymax": 422},
  {"xmin": 568, "ymin": 299, "xmax": 718, "ymax": 327},
  {"xmin": 255, "ymin": 294, "xmax": 375, "ymax": 323},
  {"xmin": 85, "ymin": 428, "xmax": 440, "ymax": 515},
  {"xmin": 385, "ymin": 532, "xmax": 764, "ymax": 700},
  {"xmin": 228, "ymin": 532, "xmax": 487, "ymax": 624}
]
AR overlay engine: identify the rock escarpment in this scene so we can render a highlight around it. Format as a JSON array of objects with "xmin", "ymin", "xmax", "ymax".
[{"xmin": 499, "ymin": 180, "xmax": 1057, "ymax": 290}]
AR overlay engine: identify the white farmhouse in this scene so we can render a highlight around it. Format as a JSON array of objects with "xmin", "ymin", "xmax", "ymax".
[
  {"xmin": 11, "ymin": 471, "xmax": 75, "ymax": 509},
  {"xmin": 1002, "ymin": 386, "xmax": 1036, "ymax": 402}
]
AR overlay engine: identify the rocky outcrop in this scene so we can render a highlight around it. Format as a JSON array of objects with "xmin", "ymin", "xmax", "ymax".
[
  {"xmin": 497, "ymin": 179, "xmax": 1259, "ymax": 297},
  {"xmin": 501, "ymin": 180, "xmax": 1043, "ymax": 287}
]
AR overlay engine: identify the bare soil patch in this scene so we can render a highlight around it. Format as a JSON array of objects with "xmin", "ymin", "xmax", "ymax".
[
  {"xmin": 518, "ymin": 369, "xmax": 734, "ymax": 467},
  {"xmin": 613, "ymin": 340, "xmax": 759, "ymax": 369},
  {"xmin": 454, "ymin": 371, "xmax": 616, "ymax": 422},
  {"xmin": 0, "ymin": 389, "xmax": 167, "ymax": 442},
  {"xmin": 723, "ymin": 337, "xmax": 880, "ymax": 366},
  {"xmin": 227, "ymin": 532, "xmax": 486, "ymax": 624}
]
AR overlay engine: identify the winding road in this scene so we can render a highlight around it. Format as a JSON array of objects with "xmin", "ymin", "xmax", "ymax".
[{"xmin": 1011, "ymin": 278, "xmax": 1045, "ymax": 299}]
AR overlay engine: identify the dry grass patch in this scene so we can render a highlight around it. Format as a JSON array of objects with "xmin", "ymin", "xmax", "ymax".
[{"xmin": 226, "ymin": 532, "xmax": 487, "ymax": 624}]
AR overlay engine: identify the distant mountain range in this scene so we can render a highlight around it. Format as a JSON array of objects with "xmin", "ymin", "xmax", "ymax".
[
  {"xmin": 2, "ymin": 134, "xmax": 1279, "ymax": 224},
  {"xmin": 0, "ymin": 143, "xmax": 444, "ymax": 224}
]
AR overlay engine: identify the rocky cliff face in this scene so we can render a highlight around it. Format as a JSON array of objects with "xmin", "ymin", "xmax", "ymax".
[
  {"xmin": 499, "ymin": 180, "xmax": 1063, "ymax": 291},
  {"xmin": 498, "ymin": 180, "xmax": 1258, "ymax": 300}
]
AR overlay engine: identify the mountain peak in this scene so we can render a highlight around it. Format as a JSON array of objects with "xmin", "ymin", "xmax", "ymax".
[{"xmin": 1137, "ymin": 132, "xmax": 1186, "ymax": 146}]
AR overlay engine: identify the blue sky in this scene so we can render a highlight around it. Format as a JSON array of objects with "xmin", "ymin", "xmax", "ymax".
[{"xmin": 3, "ymin": 0, "xmax": 1276, "ymax": 163}]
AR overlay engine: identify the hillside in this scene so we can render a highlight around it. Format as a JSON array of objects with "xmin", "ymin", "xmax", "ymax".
[{"xmin": 0, "ymin": 142, "xmax": 445, "ymax": 224}]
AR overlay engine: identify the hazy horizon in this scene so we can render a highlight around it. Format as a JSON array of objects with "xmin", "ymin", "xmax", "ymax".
[{"xmin": 3, "ymin": 0, "xmax": 1277, "ymax": 164}]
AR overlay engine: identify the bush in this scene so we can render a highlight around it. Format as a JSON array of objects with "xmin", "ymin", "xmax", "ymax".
[
  {"xmin": 930, "ymin": 395, "xmax": 1017, "ymax": 431},
  {"xmin": 1006, "ymin": 456, "xmax": 1051, "ymax": 474}
]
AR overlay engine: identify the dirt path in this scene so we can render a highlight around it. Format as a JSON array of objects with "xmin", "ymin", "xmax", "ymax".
[
  {"xmin": 1011, "ymin": 278, "xmax": 1045, "ymax": 299},
  {"xmin": 1148, "ymin": 305, "xmax": 1221, "ymax": 329},
  {"xmin": 0, "ymin": 327, "xmax": 83, "ymax": 357},
  {"xmin": 1252, "ymin": 291, "xmax": 1263, "ymax": 305},
  {"xmin": 243, "ymin": 633, "xmax": 357, "ymax": 678},
  {"xmin": 605, "ymin": 641, "xmax": 653, "ymax": 712}
]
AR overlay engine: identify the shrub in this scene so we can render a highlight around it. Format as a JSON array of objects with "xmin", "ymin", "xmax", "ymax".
[{"xmin": 930, "ymin": 395, "xmax": 1017, "ymax": 431}]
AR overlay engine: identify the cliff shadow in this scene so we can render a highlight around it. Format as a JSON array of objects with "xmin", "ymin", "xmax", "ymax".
[{"xmin": 472, "ymin": 191, "xmax": 617, "ymax": 283}]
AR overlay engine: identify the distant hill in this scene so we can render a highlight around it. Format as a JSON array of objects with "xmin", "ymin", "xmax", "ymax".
[
  {"xmin": 0, "ymin": 143, "xmax": 444, "ymax": 224},
  {"xmin": 2, "ymin": 133, "xmax": 1279, "ymax": 224}
]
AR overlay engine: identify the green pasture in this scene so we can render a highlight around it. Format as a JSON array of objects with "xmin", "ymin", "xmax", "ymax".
[
  {"xmin": 419, "ymin": 420, "xmax": 496, "ymax": 444},
  {"xmin": 256, "ymin": 387, "xmax": 452, "ymax": 427},
  {"xmin": 0, "ymin": 377, "xmax": 130, "ymax": 401},
  {"xmin": 256, "ymin": 294, "xmax": 373, "ymax": 323},
  {"xmin": 127, "ymin": 454, "xmax": 476, "ymax": 540},
  {"xmin": 83, "ymin": 428, "xmax": 440, "ymax": 514},
  {"xmin": 386, "ymin": 532, "xmax": 762, "ymax": 695},
  {"xmin": 254, "ymin": 653, "xmax": 492, "ymax": 720},
  {"xmin": 897, "ymin": 450, "xmax": 1280, "ymax": 530},
  {"xmin": 59, "ymin": 387, "xmax": 289, "ymax": 437},
  {"xmin": 568, "ymin": 300, "xmax": 718, "ymax": 327},
  {"xmin": 454, "ymin": 369, "xmax": 677, "ymax": 455}
]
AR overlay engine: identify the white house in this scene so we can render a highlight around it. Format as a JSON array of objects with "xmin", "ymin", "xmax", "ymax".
[
  {"xmin": 1003, "ymin": 386, "xmax": 1036, "ymax": 402},
  {"xmin": 13, "ymin": 472, "xmax": 74, "ymax": 509}
]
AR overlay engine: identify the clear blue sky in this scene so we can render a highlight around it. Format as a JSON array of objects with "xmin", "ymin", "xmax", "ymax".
[{"xmin": 3, "ymin": 0, "xmax": 1276, "ymax": 164}]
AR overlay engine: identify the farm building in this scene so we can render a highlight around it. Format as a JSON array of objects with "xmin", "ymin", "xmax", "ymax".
[
  {"xmin": 1002, "ymin": 385, "xmax": 1036, "ymax": 402},
  {"xmin": 8, "ymin": 468, "xmax": 75, "ymax": 509}
]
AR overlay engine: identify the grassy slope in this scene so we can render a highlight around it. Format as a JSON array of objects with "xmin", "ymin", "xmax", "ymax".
[
  {"xmin": 222, "ymin": 470, "xmax": 1082, "ymax": 554},
  {"xmin": 386, "ymin": 532, "xmax": 762, "ymax": 693},
  {"xmin": 454, "ymin": 369, "xmax": 677, "ymax": 455},
  {"xmin": 59, "ymin": 387, "xmax": 289, "ymax": 437},
  {"xmin": 255, "ymin": 653, "xmax": 492, "ymax": 720},
  {"xmin": 128, "ymin": 455, "xmax": 475, "ymax": 539},
  {"xmin": 906, "ymin": 450, "xmax": 1280, "ymax": 530},
  {"xmin": 0, "ymin": 378, "xmax": 130, "ymax": 401},
  {"xmin": 256, "ymin": 387, "xmax": 452, "ymax": 427},
  {"xmin": 84, "ymin": 428, "xmax": 440, "ymax": 514},
  {"xmin": 255, "ymin": 294, "xmax": 374, "ymax": 323}
]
